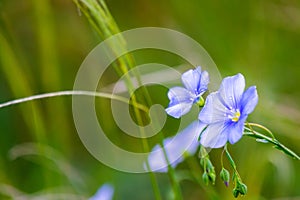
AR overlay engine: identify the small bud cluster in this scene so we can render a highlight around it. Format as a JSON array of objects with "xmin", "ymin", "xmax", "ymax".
[
  {"xmin": 200, "ymin": 156, "xmax": 216, "ymax": 185},
  {"xmin": 233, "ymin": 181, "xmax": 247, "ymax": 198},
  {"xmin": 199, "ymin": 145, "xmax": 248, "ymax": 198},
  {"xmin": 231, "ymin": 171, "xmax": 247, "ymax": 198}
]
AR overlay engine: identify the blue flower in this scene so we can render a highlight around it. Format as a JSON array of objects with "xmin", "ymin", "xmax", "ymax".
[
  {"xmin": 166, "ymin": 66, "xmax": 209, "ymax": 118},
  {"xmin": 147, "ymin": 121, "xmax": 206, "ymax": 172},
  {"xmin": 198, "ymin": 73, "xmax": 258, "ymax": 148},
  {"xmin": 89, "ymin": 184, "xmax": 114, "ymax": 200}
]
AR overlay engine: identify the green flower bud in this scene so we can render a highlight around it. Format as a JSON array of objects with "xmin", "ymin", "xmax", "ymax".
[
  {"xmin": 200, "ymin": 158, "xmax": 205, "ymax": 167},
  {"xmin": 220, "ymin": 168, "xmax": 230, "ymax": 187},
  {"xmin": 208, "ymin": 172, "xmax": 216, "ymax": 185},
  {"xmin": 205, "ymin": 158, "xmax": 213, "ymax": 171},
  {"xmin": 233, "ymin": 188, "xmax": 240, "ymax": 198},
  {"xmin": 238, "ymin": 183, "xmax": 247, "ymax": 195},
  {"xmin": 202, "ymin": 172, "xmax": 209, "ymax": 185}
]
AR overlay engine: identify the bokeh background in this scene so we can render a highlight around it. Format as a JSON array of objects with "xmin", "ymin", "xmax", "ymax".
[{"xmin": 0, "ymin": 0, "xmax": 300, "ymax": 199}]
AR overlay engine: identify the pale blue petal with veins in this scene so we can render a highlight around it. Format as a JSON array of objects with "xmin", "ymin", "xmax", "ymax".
[
  {"xmin": 166, "ymin": 66, "xmax": 209, "ymax": 118},
  {"xmin": 199, "ymin": 73, "xmax": 258, "ymax": 148},
  {"xmin": 147, "ymin": 121, "xmax": 206, "ymax": 172}
]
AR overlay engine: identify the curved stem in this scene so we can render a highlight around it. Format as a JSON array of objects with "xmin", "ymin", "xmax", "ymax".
[
  {"xmin": 244, "ymin": 126, "xmax": 300, "ymax": 160},
  {"xmin": 224, "ymin": 144, "xmax": 242, "ymax": 182},
  {"xmin": 224, "ymin": 145, "xmax": 237, "ymax": 172},
  {"xmin": 221, "ymin": 148, "xmax": 225, "ymax": 168},
  {"xmin": 246, "ymin": 122, "xmax": 275, "ymax": 140},
  {"xmin": 0, "ymin": 90, "xmax": 148, "ymax": 112}
]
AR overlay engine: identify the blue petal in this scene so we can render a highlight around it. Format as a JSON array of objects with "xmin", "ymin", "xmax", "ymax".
[
  {"xmin": 147, "ymin": 121, "xmax": 206, "ymax": 172},
  {"xmin": 198, "ymin": 92, "xmax": 227, "ymax": 124},
  {"xmin": 181, "ymin": 67, "xmax": 202, "ymax": 93},
  {"xmin": 199, "ymin": 70, "xmax": 209, "ymax": 94},
  {"xmin": 200, "ymin": 122, "xmax": 228, "ymax": 148},
  {"xmin": 166, "ymin": 87, "xmax": 194, "ymax": 118},
  {"xmin": 240, "ymin": 86, "xmax": 258, "ymax": 115},
  {"xmin": 227, "ymin": 115, "xmax": 247, "ymax": 144},
  {"xmin": 219, "ymin": 73, "xmax": 245, "ymax": 109},
  {"xmin": 89, "ymin": 184, "xmax": 114, "ymax": 200}
]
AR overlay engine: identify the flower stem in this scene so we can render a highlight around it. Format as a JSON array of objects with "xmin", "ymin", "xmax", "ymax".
[
  {"xmin": 0, "ymin": 90, "xmax": 148, "ymax": 112},
  {"xmin": 224, "ymin": 145, "xmax": 236, "ymax": 170},
  {"xmin": 244, "ymin": 125, "xmax": 300, "ymax": 160},
  {"xmin": 72, "ymin": 1, "xmax": 164, "ymax": 198},
  {"xmin": 221, "ymin": 148, "xmax": 225, "ymax": 168},
  {"xmin": 160, "ymin": 142, "xmax": 183, "ymax": 200},
  {"xmin": 0, "ymin": 90, "xmax": 163, "ymax": 199},
  {"xmin": 224, "ymin": 144, "xmax": 242, "ymax": 181},
  {"xmin": 246, "ymin": 122, "xmax": 275, "ymax": 140},
  {"xmin": 134, "ymin": 109, "xmax": 162, "ymax": 200}
]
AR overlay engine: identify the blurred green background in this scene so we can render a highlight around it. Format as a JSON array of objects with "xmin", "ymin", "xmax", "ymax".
[{"xmin": 0, "ymin": 0, "xmax": 300, "ymax": 199}]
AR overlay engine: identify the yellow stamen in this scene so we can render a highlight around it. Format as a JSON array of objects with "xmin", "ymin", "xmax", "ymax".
[{"xmin": 231, "ymin": 110, "xmax": 241, "ymax": 122}]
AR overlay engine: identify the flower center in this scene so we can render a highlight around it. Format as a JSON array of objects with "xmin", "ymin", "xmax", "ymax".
[
  {"xmin": 195, "ymin": 96, "xmax": 205, "ymax": 107},
  {"xmin": 229, "ymin": 109, "xmax": 241, "ymax": 122}
]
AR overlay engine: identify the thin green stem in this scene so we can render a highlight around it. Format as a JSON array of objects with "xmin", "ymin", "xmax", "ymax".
[
  {"xmin": 246, "ymin": 122, "xmax": 275, "ymax": 140},
  {"xmin": 244, "ymin": 126, "xmax": 300, "ymax": 160},
  {"xmin": 160, "ymin": 142, "xmax": 183, "ymax": 200},
  {"xmin": 224, "ymin": 144, "xmax": 241, "ymax": 181},
  {"xmin": 73, "ymin": 0, "xmax": 135, "ymax": 91},
  {"xmin": 0, "ymin": 89, "xmax": 163, "ymax": 199},
  {"xmin": 0, "ymin": 90, "xmax": 148, "ymax": 112},
  {"xmin": 224, "ymin": 145, "xmax": 235, "ymax": 170},
  {"xmin": 221, "ymin": 148, "xmax": 225, "ymax": 169},
  {"xmin": 133, "ymin": 105, "xmax": 162, "ymax": 200},
  {"xmin": 149, "ymin": 172, "xmax": 162, "ymax": 200},
  {"xmin": 72, "ymin": 1, "xmax": 165, "ymax": 198},
  {"xmin": 145, "ymin": 96, "xmax": 183, "ymax": 198}
]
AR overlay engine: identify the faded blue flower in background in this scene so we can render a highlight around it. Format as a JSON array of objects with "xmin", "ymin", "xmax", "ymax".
[
  {"xmin": 166, "ymin": 66, "xmax": 209, "ymax": 118},
  {"xmin": 199, "ymin": 73, "xmax": 258, "ymax": 148},
  {"xmin": 89, "ymin": 184, "xmax": 114, "ymax": 200},
  {"xmin": 147, "ymin": 121, "xmax": 206, "ymax": 172}
]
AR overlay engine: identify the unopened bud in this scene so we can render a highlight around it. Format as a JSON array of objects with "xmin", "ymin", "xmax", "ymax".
[
  {"xmin": 233, "ymin": 188, "xmax": 240, "ymax": 198},
  {"xmin": 238, "ymin": 183, "xmax": 247, "ymax": 195},
  {"xmin": 205, "ymin": 158, "xmax": 213, "ymax": 171},
  {"xmin": 202, "ymin": 172, "xmax": 209, "ymax": 185},
  {"xmin": 208, "ymin": 172, "xmax": 216, "ymax": 185},
  {"xmin": 220, "ymin": 168, "xmax": 230, "ymax": 187}
]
